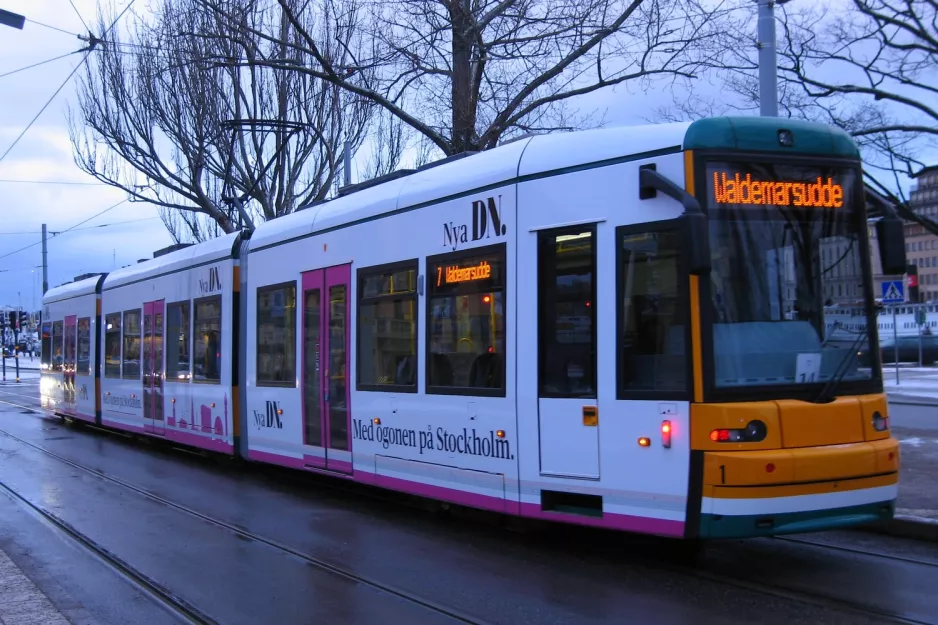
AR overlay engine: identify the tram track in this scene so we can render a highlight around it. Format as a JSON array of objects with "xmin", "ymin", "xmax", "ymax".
[
  {"xmin": 664, "ymin": 557, "xmax": 935, "ymax": 625},
  {"xmin": 773, "ymin": 535, "xmax": 938, "ymax": 570},
  {"xmin": 0, "ymin": 391, "xmax": 934, "ymax": 624},
  {"xmin": 0, "ymin": 409, "xmax": 491, "ymax": 625},
  {"xmin": 0, "ymin": 478, "xmax": 217, "ymax": 625}
]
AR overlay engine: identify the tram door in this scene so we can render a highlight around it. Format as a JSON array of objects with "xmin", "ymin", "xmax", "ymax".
[
  {"xmin": 301, "ymin": 265, "xmax": 352, "ymax": 474},
  {"xmin": 536, "ymin": 226, "xmax": 600, "ymax": 479},
  {"xmin": 143, "ymin": 300, "xmax": 165, "ymax": 435},
  {"xmin": 63, "ymin": 315, "xmax": 77, "ymax": 414}
]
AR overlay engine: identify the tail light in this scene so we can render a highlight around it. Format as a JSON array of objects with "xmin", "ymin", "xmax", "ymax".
[
  {"xmin": 872, "ymin": 411, "xmax": 889, "ymax": 432},
  {"xmin": 661, "ymin": 420, "xmax": 672, "ymax": 448},
  {"xmin": 710, "ymin": 420, "xmax": 767, "ymax": 443}
]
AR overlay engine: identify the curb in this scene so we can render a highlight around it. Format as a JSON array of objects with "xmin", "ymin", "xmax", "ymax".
[
  {"xmin": 857, "ymin": 513, "xmax": 938, "ymax": 542},
  {"xmin": 887, "ymin": 395, "xmax": 938, "ymax": 406}
]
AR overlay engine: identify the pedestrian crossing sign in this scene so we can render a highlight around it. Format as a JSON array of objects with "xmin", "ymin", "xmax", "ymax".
[{"xmin": 881, "ymin": 280, "xmax": 904, "ymax": 303}]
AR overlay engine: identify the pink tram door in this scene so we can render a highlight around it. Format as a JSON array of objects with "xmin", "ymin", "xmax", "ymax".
[
  {"xmin": 143, "ymin": 300, "xmax": 166, "ymax": 435},
  {"xmin": 301, "ymin": 265, "xmax": 352, "ymax": 474}
]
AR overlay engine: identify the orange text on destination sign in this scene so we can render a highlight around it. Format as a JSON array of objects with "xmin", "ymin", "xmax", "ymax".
[{"xmin": 712, "ymin": 172, "xmax": 844, "ymax": 208}]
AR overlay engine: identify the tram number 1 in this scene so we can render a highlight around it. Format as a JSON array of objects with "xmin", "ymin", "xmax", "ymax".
[{"xmin": 719, "ymin": 465, "xmax": 726, "ymax": 485}]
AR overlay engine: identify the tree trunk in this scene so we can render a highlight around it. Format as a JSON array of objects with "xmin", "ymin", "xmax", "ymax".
[{"xmin": 450, "ymin": 0, "xmax": 473, "ymax": 154}]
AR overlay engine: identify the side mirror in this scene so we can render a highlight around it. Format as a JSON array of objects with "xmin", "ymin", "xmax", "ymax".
[
  {"xmin": 639, "ymin": 165, "xmax": 711, "ymax": 276},
  {"xmin": 682, "ymin": 211, "xmax": 711, "ymax": 276},
  {"xmin": 875, "ymin": 217, "xmax": 906, "ymax": 276}
]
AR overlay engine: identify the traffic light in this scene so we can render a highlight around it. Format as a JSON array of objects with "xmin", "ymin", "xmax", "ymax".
[
  {"xmin": 6, "ymin": 311, "xmax": 13, "ymax": 329},
  {"xmin": 18, "ymin": 311, "xmax": 28, "ymax": 329},
  {"xmin": 0, "ymin": 315, "xmax": 5, "ymax": 330},
  {"xmin": 908, "ymin": 263, "xmax": 920, "ymax": 303}
]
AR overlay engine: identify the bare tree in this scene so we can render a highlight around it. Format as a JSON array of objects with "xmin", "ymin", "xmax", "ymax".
[
  {"xmin": 664, "ymin": 0, "xmax": 937, "ymax": 206},
  {"xmin": 198, "ymin": 0, "xmax": 727, "ymax": 159},
  {"xmin": 70, "ymin": 0, "xmax": 377, "ymax": 242}
]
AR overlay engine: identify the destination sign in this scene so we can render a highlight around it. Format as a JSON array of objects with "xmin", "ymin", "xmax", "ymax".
[
  {"xmin": 438, "ymin": 260, "xmax": 491, "ymax": 286},
  {"xmin": 428, "ymin": 246, "xmax": 505, "ymax": 297},
  {"xmin": 711, "ymin": 172, "xmax": 844, "ymax": 208}
]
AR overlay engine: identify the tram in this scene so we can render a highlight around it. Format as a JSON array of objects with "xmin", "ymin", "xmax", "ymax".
[{"xmin": 40, "ymin": 116, "xmax": 905, "ymax": 540}]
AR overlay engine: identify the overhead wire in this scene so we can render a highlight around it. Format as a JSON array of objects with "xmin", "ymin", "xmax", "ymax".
[
  {"xmin": 0, "ymin": 51, "xmax": 82, "ymax": 80},
  {"xmin": 0, "ymin": 198, "xmax": 128, "ymax": 261},
  {"xmin": 0, "ymin": 216, "xmax": 159, "ymax": 236},
  {"xmin": 0, "ymin": 0, "xmax": 139, "ymax": 167},
  {"xmin": 24, "ymin": 18, "xmax": 81, "ymax": 38},
  {"xmin": 67, "ymin": 0, "xmax": 91, "ymax": 33},
  {"xmin": 0, "ymin": 178, "xmax": 105, "ymax": 186}
]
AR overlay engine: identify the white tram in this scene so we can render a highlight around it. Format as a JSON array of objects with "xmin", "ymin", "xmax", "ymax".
[{"xmin": 42, "ymin": 116, "xmax": 905, "ymax": 540}]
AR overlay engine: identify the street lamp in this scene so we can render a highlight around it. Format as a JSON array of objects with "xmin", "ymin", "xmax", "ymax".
[{"xmin": 0, "ymin": 8, "xmax": 25, "ymax": 30}]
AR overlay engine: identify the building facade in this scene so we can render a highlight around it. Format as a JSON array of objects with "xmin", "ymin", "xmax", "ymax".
[{"xmin": 869, "ymin": 165, "xmax": 938, "ymax": 303}]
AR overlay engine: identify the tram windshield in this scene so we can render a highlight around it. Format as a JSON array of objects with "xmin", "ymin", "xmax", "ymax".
[{"xmin": 704, "ymin": 160, "xmax": 876, "ymax": 393}]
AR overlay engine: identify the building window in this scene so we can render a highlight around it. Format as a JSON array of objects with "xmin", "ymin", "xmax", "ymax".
[
  {"xmin": 104, "ymin": 313, "xmax": 121, "ymax": 377},
  {"xmin": 51, "ymin": 320, "xmax": 63, "ymax": 372},
  {"xmin": 257, "ymin": 283, "xmax": 297, "ymax": 387},
  {"xmin": 122, "ymin": 309, "xmax": 141, "ymax": 379},
  {"xmin": 357, "ymin": 261, "xmax": 418, "ymax": 391},
  {"xmin": 77, "ymin": 317, "xmax": 91, "ymax": 375},
  {"xmin": 166, "ymin": 302, "xmax": 191, "ymax": 381},
  {"xmin": 426, "ymin": 245, "xmax": 506, "ymax": 395},
  {"xmin": 193, "ymin": 296, "xmax": 221, "ymax": 383}
]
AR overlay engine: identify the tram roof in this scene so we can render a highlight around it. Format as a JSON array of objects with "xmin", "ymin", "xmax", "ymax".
[
  {"xmin": 247, "ymin": 116, "xmax": 878, "ymax": 251},
  {"xmin": 102, "ymin": 230, "xmax": 243, "ymax": 291},
  {"xmin": 43, "ymin": 273, "xmax": 106, "ymax": 304}
]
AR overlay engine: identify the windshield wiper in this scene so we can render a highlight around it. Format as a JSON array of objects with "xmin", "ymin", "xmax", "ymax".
[{"xmin": 811, "ymin": 328, "xmax": 868, "ymax": 403}]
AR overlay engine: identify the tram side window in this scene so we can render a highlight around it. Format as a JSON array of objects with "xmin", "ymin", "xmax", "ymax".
[
  {"xmin": 104, "ymin": 313, "xmax": 121, "ymax": 377},
  {"xmin": 257, "ymin": 283, "xmax": 297, "ymax": 387},
  {"xmin": 618, "ymin": 228, "xmax": 687, "ymax": 395},
  {"xmin": 122, "ymin": 309, "xmax": 142, "ymax": 379},
  {"xmin": 357, "ymin": 261, "xmax": 418, "ymax": 391},
  {"xmin": 40, "ymin": 322, "xmax": 51, "ymax": 368},
  {"xmin": 77, "ymin": 317, "xmax": 91, "ymax": 375},
  {"xmin": 166, "ymin": 302, "xmax": 191, "ymax": 381},
  {"xmin": 427, "ymin": 245, "xmax": 506, "ymax": 395},
  {"xmin": 51, "ymin": 321, "xmax": 63, "ymax": 372},
  {"xmin": 193, "ymin": 296, "xmax": 221, "ymax": 383}
]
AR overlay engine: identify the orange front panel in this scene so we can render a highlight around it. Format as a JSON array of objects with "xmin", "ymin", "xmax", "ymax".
[
  {"xmin": 703, "ymin": 438, "xmax": 898, "ymax": 487},
  {"xmin": 858, "ymin": 394, "xmax": 891, "ymax": 441},
  {"xmin": 704, "ymin": 448, "xmax": 794, "ymax": 486},
  {"xmin": 691, "ymin": 402, "xmax": 782, "ymax": 451},
  {"xmin": 873, "ymin": 437, "xmax": 900, "ymax": 473},
  {"xmin": 791, "ymin": 444, "xmax": 877, "ymax": 482},
  {"xmin": 708, "ymin": 473, "xmax": 897, "ymax": 500},
  {"xmin": 776, "ymin": 397, "xmax": 866, "ymax": 448}
]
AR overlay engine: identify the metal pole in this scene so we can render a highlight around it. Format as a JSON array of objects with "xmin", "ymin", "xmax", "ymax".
[
  {"xmin": 41, "ymin": 223, "xmax": 48, "ymax": 295},
  {"xmin": 893, "ymin": 308, "xmax": 899, "ymax": 384},
  {"xmin": 13, "ymin": 314, "xmax": 19, "ymax": 383},
  {"xmin": 919, "ymin": 306, "xmax": 924, "ymax": 367},
  {"xmin": 343, "ymin": 140, "xmax": 352, "ymax": 187},
  {"xmin": 757, "ymin": 0, "xmax": 779, "ymax": 117}
]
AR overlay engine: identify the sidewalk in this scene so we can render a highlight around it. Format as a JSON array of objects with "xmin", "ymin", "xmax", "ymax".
[
  {"xmin": 884, "ymin": 365, "xmax": 938, "ymax": 405},
  {"xmin": 0, "ymin": 358, "xmax": 40, "ymax": 384},
  {"xmin": 0, "ymin": 548, "xmax": 70, "ymax": 625}
]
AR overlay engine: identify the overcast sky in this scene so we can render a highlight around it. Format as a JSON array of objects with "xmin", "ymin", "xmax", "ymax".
[
  {"xmin": 0, "ymin": 0, "xmax": 931, "ymax": 312},
  {"xmin": 0, "ymin": 0, "xmax": 173, "ymax": 311}
]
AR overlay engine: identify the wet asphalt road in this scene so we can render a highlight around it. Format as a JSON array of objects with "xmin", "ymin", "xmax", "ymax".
[{"xmin": 1, "ymin": 382, "xmax": 937, "ymax": 625}]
